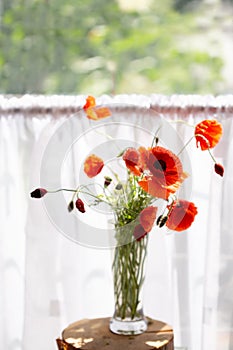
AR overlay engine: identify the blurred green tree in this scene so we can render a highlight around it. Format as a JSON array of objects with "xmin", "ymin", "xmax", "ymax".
[
  {"xmin": 173, "ymin": 0, "xmax": 202, "ymax": 12},
  {"xmin": 0, "ymin": 0, "xmax": 223, "ymax": 94}
]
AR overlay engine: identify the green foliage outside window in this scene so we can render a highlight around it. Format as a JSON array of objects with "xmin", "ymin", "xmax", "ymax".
[{"xmin": 0, "ymin": 0, "xmax": 225, "ymax": 94}]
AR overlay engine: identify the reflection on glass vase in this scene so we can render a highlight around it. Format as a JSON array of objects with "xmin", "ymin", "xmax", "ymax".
[{"xmin": 109, "ymin": 234, "xmax": 148, "ymax": 335}]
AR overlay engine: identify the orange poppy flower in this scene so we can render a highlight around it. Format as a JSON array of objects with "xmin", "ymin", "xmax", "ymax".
[
  {"xmin": 84, "ymin": 154, "xmax": 104, "ymax": 178},
  {"xmin": 83, "ymin": 96, "xmax": 111, "ymax": 120},
  {"xmin": 146, "ymin": 146, "xmax": 183, "ymax": 186},
  {"xmin": 195, "ymin": 119, "xmax": 223, "ymax": 151},
  {"xmin": 166, "ymin": 200, "xmax": 198, "ymax": 232},
  {"xmin": 133, "ymin": 224, "xmax": 147, "ymax": 241},
  {"xmin": 139, "ymin": 206, "xmax": 157, "ymax": 232},
  {"xmin": 123, "ymin": 148, "xmax": 142, "ymax": 176}
]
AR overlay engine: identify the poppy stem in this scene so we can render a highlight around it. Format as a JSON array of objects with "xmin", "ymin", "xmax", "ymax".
[
  {"xmin": 195, "ymin": 133, "xmax": 217, "ymax": 163},
  {"xmin": 151, "ymin": 125, "xmax": 162, "ymax": 148},
  {"xmin": 95, "ymin": 130, "xmax": 122, "ymax": 152},
  {"xmin": 105, "ymin": 164, "xmax": 122, "ymax": 184},
  {"xmin": 170, "ymin": 120, "xmax": 195, "ymax": 128},
  {"xmin": 177, "ymin": 136, "xmax": 195, "ymax": 156},
  {"xmin": 47, "ymin": 188, "xmax": 77, "ymax": 193},
  {"xmin": 207, "ymin": 148, "xmax": 217, "ymax": 163},
  {"xmin": 78, "ymin": 187, "xmax": 113, "ymax": 206}
]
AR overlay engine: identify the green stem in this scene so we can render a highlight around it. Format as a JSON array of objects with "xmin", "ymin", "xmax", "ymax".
[
  {"xmin": 47, "ymin": 188, "xmax": 77, "ymax": 193},
  {"xmin": 112, "ymin": 234, "xmax": 148, "ymax": 320},
  {"xmin": 207, "ymin": 148, "xmax": 217, "ymax": 163},
  {"xmin": 170, "ymin": 120, "xmax": 195, "ymax": 128},
  {"xmin": 177, "ymin": 135, "xmax": 195, "ymax": 156}
]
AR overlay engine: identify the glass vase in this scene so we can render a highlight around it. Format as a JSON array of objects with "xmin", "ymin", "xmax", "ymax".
[{"xmin": 109, "ymin": 233, "xmax": 148, "ymax": 335}]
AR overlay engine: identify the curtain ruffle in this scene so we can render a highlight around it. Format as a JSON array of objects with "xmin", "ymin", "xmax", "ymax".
[{"xmin": 0, "ymin": 94, "xmax": 233, "ymax": 118}]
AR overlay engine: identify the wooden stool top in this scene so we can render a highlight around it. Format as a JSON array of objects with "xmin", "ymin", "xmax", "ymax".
[{"xmin": 56, "ymin": 317, "xmax": 174, "ymax": 350}]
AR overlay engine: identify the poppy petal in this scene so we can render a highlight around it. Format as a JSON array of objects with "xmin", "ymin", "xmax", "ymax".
[
  {"xmin": 84, "ymin": 154, "xmax": 104, "ymax": 178},
  {"xmin": 123, "ymin": 148, "xmax": 143, "ymax": 176},
  {"xmin": 139, "ymin": 177, "xmax": 168, "ymax": 199},
  {"xmin": 138, "ymin": 146, "xmax": 149, "ymax": 171},
  {"xmin": 83, "ymin": 95, "xmax": 96, "ymax": 110},
  {"xmin": 94, "ymin": 107, "xmax": 111, "ymax": 119},
  {"xmin": 133, "ymin": 224, "xmax": 147, "ymax": 241},
  {"xmin": 85, "ymin": 107, "xmax": 111, "ymax": 120},
  {"xmin": 123, "ymin": 148, "xmax": 139, "ymax": 164},
  {"xmin": 138, "ymin": 174, "xmax": 186, "ymax": 200},
  {"xmin": 85, "ymin": 108, "xmax": 99, "ymax": 120},
  {"xmin": 140, "ymin": 206, "xmax": 157, "ymax": 232}
]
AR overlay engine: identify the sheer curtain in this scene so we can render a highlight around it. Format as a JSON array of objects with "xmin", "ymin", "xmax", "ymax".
[{"xmin": 0, "ymin": 94, "xmax": 232, "ymax": 350}]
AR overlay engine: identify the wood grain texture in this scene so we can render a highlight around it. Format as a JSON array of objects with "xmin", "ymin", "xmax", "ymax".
[{"xmin": 57, "ymin": 317, "xmax": 174, "ymax": 350}]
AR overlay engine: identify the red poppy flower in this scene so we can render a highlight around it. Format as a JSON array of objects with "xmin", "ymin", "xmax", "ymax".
[
  {"xmin": 166, "ymin": 200, "xmax": 198, "ymax": 232},
  {"xmin": 123, "ymin": 148, "xmax": 142, "ymax": 176},
  {"xmin": 75, "ymin": 198, "xmax": 85, "ymax": 213},
  {"xmin": 83, "ymin": 95, "xmax": 96, "ymax": 110},
  {"xmin": 133, "ymin": 224, "xmax": 147, "ymax": 241},
  {"xmin": 139, "ymin": 206, "xmax": 157, "ymax": 232},
  {"xmin": 214, "ymin": 163, "xmax": 224, "ymax": 177},
  {"xmin": 146, "ymin": 146, "xmax": 183, "ymax": 186},
  {"xmin": 195, "ymin": 119, "xmax": 223, "ymax": 151},
  {"xmin": 84, "ymin": 154, "xmax": 104, "ymax": 178}
]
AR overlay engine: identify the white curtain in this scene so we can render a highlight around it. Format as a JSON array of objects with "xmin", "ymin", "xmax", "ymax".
[{"xmin": 0, "ymin": 94, "xmax": 232, "ymax": 350}]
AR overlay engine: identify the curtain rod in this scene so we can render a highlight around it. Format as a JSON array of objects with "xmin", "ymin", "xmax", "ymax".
[{"xmin": 0, "ymin": 94, "xmax": 233, "ymax": 117}]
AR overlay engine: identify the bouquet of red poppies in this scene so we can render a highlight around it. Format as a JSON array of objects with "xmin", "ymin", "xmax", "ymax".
[{"xmin": 31, "ymin": 95, "xmax": 223, "ymax": 238}]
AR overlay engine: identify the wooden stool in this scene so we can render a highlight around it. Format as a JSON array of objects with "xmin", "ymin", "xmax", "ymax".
[{"xmin": 56, "ymin": 317, "xmax": 174, "ymax": 349}]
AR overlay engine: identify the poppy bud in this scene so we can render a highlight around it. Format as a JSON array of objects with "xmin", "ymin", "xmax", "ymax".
[
  {"xmin": 115, "ymin": 183, "xmax": 123, "ymax": 190},
  {"xmin": 156, "ymin": 215, "xmax": 168, "ymax": 228},
  {"xmin": 75, "ymin": 198, "xmax": 85, "ymax": 213},
  {"xmin": 214, "ymin": 163, "xmax": 224, "ymax": 177},
  {"xmin": 68, "ymin": 201, "xmax": 74, "ymax": 212},
  {"xmin": 30, "ymin": 188, "xmax": 47, "ymax": 198},
  {"xmin": 104, "ymin": 176, "xmax": 112, "ymax": 188}
]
